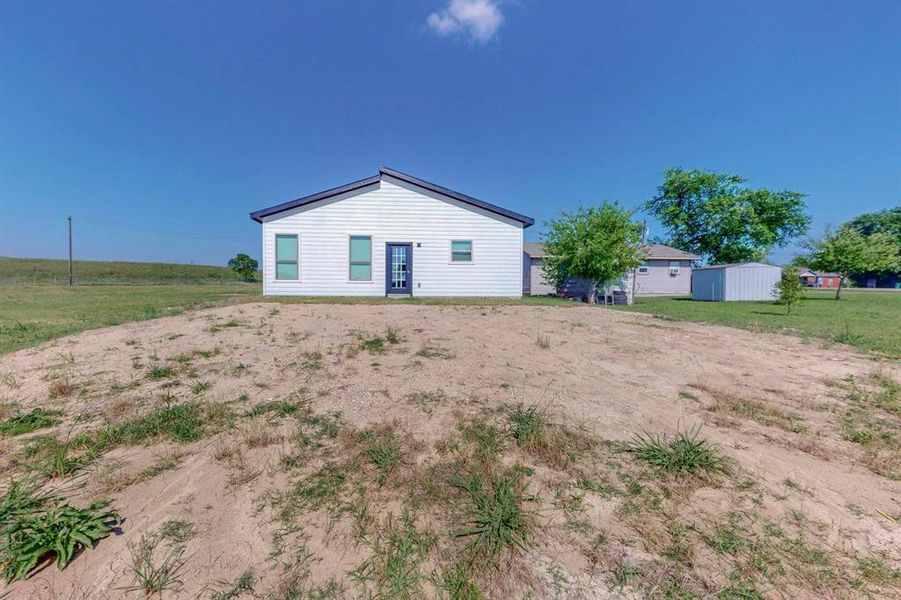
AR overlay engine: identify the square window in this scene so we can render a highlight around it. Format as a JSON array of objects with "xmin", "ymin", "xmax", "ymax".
[{"xmin": 451, "ymin": 240, "xmax": 472, "ymax": 262}]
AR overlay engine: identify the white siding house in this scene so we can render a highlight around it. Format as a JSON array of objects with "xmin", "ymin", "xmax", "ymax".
[
  {"xmin": 691, "ymin": 263, "xmax": 782, "ymax": 301},
  {"xmin": 523, "ymin": 243, "xmax": 699, "ymax": 298},
  {"xmin": 251, "ymin": 167, "xmax": 533, "ymax": 297}
]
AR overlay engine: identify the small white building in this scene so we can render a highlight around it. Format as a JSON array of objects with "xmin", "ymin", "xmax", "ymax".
[
  {"xmin": 250, "ymin": 166, "xmax": 533, "ymax": 297},
  {"xmin": 691, "ymin": 262, "xmax": 782, "ymax": 301}
]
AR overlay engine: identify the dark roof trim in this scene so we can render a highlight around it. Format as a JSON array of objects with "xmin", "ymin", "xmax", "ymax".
[
  {"xmin": 249, "ymin": 166, "xmax": 534, "ymax": 227},
  {"xmin": 249, "ymin": 175, "xmax": 380, "ymax": 223}
]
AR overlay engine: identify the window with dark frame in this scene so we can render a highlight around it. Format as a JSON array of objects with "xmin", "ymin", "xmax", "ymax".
[
  {"xmin": 349, "ymin": 236, "xmax": 372, "ymax": 281},
  {"xmin": 275, "ymin": 234, "xmax": 298, "ymax": 280},
  {"xmin": 451, "ymin": 240, "xmax": 472, "ymax": 262}
]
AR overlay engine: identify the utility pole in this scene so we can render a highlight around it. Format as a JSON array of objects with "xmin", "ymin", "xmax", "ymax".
[
  {"xmin": 67, "ymin": 215, "xmax": 73, "ymax": 286},
  {"xmin": 631, "ymin": 220, "xmax": 647, "ymax": 304}
]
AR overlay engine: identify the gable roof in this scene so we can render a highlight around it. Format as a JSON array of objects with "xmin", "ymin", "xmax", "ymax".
[
  {"xmin": 643, "ymin": 244, "xmax": 700, "ymax": 260},
  {"xmin": 522, "ymin": 242, "xmax": 699, "ymax": 261},
  {"xmin": 250, "ymin": 166, "xmax": 534, "ymax": 227}
]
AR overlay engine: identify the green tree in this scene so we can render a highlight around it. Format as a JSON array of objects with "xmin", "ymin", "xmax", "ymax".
[
  {"xmin": 845, "ymin": 207, "xmax": 901, "ymax": 240},
  {"xmin": 541, "ymin": 204, "xmax": 645, "ymax": 304},
  {"xmin": 806, "ymin": 228, "xmax": 898, "ymax": 299},
  {"xmin": 227, "ymin": 253, "xmax": 258, "ymax": 282},
  {"xmin": 774, "ymin": 266, "xmax": 804, "ymax": 315},
  {"xmin": 646, "ymin": 168, "xmax": 809, "ymax": 264}
]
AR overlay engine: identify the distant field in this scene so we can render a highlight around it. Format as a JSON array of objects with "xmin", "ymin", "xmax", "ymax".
[
  {"xmin": 616, "ymin": 290, "xmax": 901, "ymax": 358},
  {"xmin": 0, "ymin": 256, "xmax": 258, "ymax": 284},
  {"xmin": 0, "ymin": 284, "xmax": 258, "ymax": 355}
]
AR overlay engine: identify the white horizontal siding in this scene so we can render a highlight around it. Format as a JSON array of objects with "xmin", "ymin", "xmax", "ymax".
[
  {"xmin": 261, "ymin": 177, "xmax": 523, "ymax": 297},
  {"xmin": 635, "ymin": 260, "xmax": 693, "ymax": 296},
  {"xmin": 529, "ymin": 258, "xmax": 557, "ymax": 295}
]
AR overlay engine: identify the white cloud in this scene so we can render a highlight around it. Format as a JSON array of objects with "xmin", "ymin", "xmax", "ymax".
[{"xmin": 426, "ymin": 0, "xmax": 504, "ymax": 43}]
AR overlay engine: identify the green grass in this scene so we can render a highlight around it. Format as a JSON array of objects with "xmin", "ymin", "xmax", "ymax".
[
  {"xmin": 0, "ymin": 255, "xmax": 257, "ymax": 285},
  {"xmin": 0, "ymin": 284, "xmax": 258, "ymax": 355},
  {"xmin": 625, "ymin": 428, "xmax": 730, "ymax": 477},
  {"xmin": 615, "ymin": 290, "xmax": 901, "ymax": 357},
  {"xmin": 0, "ymin": 409, "xmax": 62, "ymax": 436}
]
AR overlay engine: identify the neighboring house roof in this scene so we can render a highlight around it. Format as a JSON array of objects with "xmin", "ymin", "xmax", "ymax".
[
  {"xmin": 250, "ymin": 166, "xmax": 534, "ymax": 227},
  {"xmin": 693, "ymin": 262, "xmax": 779, "ymax": 270},
  {"xmin": 523, "ymin": 243, "xmax": 548, "ymax": 258},
  {"xmin": 643, "ymin": 244, "xmax": 700, "ymax": 260},
  {"xmin": 522, "ymin": 242, "xmax": 699, "ymax": 261}
]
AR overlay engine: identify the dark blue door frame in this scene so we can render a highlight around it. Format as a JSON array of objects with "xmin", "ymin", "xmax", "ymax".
[{"xmin": 385, "ymin": 243, "xmax": 413, "ymax": 295}]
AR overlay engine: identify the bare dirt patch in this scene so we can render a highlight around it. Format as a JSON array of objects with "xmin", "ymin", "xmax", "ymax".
[{"xmin": 0, "ymin": 303, "xmax": 898, "ymax": 598}]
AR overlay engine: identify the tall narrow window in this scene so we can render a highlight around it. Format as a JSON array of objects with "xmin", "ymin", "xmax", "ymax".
[
  {"xmin": 451, "ymin": 240, "xmax": 472, "ymax": 262},
  {"xmin": 349, "ymin": 236, "xmax": 372, "ymax": 281},
  {"xmin": 275, "ymin": 234, "xmax": 298, "ymax": 280}
]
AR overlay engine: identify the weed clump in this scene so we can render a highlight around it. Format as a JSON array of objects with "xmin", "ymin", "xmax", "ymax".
[
  {"xmin": 0, "ymin": 479, "xmax": 120, "ymax": 582},
  {"xmin": 625, "ymin": 428, "xmax": 730, "ymax": 477},
  {"xmin": 0, "ymin": 408, "xmax": 62, "ymax": 437}
]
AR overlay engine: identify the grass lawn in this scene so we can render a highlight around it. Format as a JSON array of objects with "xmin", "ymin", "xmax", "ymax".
[
  {"xmin": 0, "ymin": 284, "xmax": 259, "ymax": 355},
  {"xmin": 616, "ymin": 289, "xmax": 901, "ymax": 358},
  {"xmin": 0, "ymin": 256, "xmax": 258, "ymax": 284}
]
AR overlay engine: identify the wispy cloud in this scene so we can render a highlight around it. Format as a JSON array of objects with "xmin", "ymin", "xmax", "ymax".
[{"xmin": 426, "ymin": 0, "xmax": 504, "ymax": 43}]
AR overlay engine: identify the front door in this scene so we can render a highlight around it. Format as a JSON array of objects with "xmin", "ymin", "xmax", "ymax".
[{"xmin": 386, "ymin": 243, "xmax": 412, "ymax": 295}]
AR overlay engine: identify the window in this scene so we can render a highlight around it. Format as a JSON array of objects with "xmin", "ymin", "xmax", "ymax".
[
  {"xmin": 275, "ymin": 234, "xmax": 298, "ymax": 280},
  {"xmin": 669, "ymin": 261, "xmax": 681, "ymax": 276},
  {"xmin": 349, "ymin": 236, "xmax": 372, "ymax": 281},
  {"xmin": 638, "ymin": 263, "xmax": 649, "ymax": 275},
  {"xmin": 451, "ymin": 240, "xmax": 472, "ymax": 262}
]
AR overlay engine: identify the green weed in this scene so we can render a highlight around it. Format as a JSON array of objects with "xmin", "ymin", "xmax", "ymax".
[
  {"xmin": 625, "ymin": 427, "xmax": 729, "ymax": 477},
  {"xmin": 0, "ymin": 408, "xmax": 62, "ymax": 436}
]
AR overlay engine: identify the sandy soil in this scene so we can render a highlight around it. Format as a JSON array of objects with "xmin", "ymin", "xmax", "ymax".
[{"xmin": 0, "ymin": 303, "xmax": 898, "ymax": 599}]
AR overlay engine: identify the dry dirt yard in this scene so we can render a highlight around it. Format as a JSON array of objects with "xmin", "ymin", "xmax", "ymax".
[{"xmin": 0, "ymin": 302, "xmax": 898, "ymax": 599}]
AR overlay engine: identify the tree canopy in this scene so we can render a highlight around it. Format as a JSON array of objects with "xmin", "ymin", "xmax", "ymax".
[
  {"xmin": 844, "ymin": 207, "xmax": 901, "ymax": 240},
  {"xmin": 541, "ymin": 203, "xmax": 645, "ymax": 303},
  {"xmin": 227, "ymin": 253, "xmax": 259, "ymax": 282},
  {"xmin": 646, "ymin": 168, "xmax": 809, "ymax": 264},
  {"xmin": 806, "ymin": 227, "xmax": 898, "ymax": 299}
]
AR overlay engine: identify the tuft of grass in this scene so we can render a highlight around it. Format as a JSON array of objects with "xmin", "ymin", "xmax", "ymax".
[
  {"xmin": 39, "ymin": 442, "xmax": 94, "ymax": 478},
  {"xmin": 208, "ymin": 569, "xmax": 256, "ymax": 600},
  {"xmin": 434, "ymin": 562, "xmax": 483, "ymax": 600},
  {"xmin": 458, "ymin": 419, "xmax": 503, "ymax": 466},
  {"xmin": 0, "ymin": 408, "xmax": 62, "ymax": 436},
  {"xmin": 366, "ymin": 434, "xmax": 403, "ymax": 485},
  {"xmin": 415, "ymin": 345, "xmax": 455, "ymax": 359},
  {"xmin": 508, "ymin": 404, "xmax": 546, "ymax": 448},
  {"xmin": 190, "ymin": 380, "xmax": 212, "ymax": 395},
  {"xmin": 47, "ymin": 377, "xmax": 77, "ymax": 399},
  {"xmin": 159, "ymin": 519, "xmax": 196, "ymax": 544},
  {"xmin": 353, "ymin": 510, "xmax": 432, "ymax": 598},
  {"xmin": 146, "ymin": 363, "xmax": 176, "ymax": 381},
  {"xmin": 125, "ymin": 533, "xmax": 187, "ymax": 595},
  {"xmin": 452, "ymin": 469, "xmax": 531, "ymax": 564},
  {"xmin": 272, "ymin": 465, "xmax": 347, "ymax": 521},
  {"xmin": 625, "ymin": 427, "xmax": 730, "ymax": 477},
  {"xmin": 77, "ymin": 397, "xmax": 230, "ymax": 451},
  {"xmin": 404, "ymin": 390, "xmax": 448, "ymax": 415},
  {"xmin": 535, "ymin": 331, "xmax": 550, "ymax": 349},
  {"xmin": 302, "ymin": 351, "xmax": 324, "ymax": 371}
]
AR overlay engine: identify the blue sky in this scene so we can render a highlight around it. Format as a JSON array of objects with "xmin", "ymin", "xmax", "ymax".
[{"xmin": 1, "ymin": 0, "xmax": 898, "ymax": 266}]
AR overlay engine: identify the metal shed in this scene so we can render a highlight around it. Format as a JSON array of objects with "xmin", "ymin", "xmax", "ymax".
[{"xmin": 691, "ymin": 263, "xmax": 782, "ymax": 301}]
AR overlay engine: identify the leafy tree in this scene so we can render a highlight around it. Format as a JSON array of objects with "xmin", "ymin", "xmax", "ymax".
[
  {"xmin": 774, "ymin": 266, "xmax": 804, "ymax": 315},
  {"xmin": 845, "ymin": 207, "xmax": 901, "ymax": 240},
  {"xmin": 806, "ymin": 228, "xmax": 898, "ymax": 299},
  {"xmin": 646, "ymin": 168, "xmax": 809, "ymax": 264},
  {"xmin": 541, "ymin": 204, "xmax": 645, "ymax": 304},
  {"xmin": 227, "ymin": 253, "xmax": 258, "ymax": 282}
]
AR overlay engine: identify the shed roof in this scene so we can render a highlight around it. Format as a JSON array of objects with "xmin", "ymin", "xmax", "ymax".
[
  {"xmin": 693, "ymin": 262, "xmax": 781, "ymax": 270},
  {"xmin": 522, "ymin": 242, "xmax": 699, "ymax": 260},
  {"xmin": 250, "ymin": 166, "xmax": 534, "ymax": 227}
]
